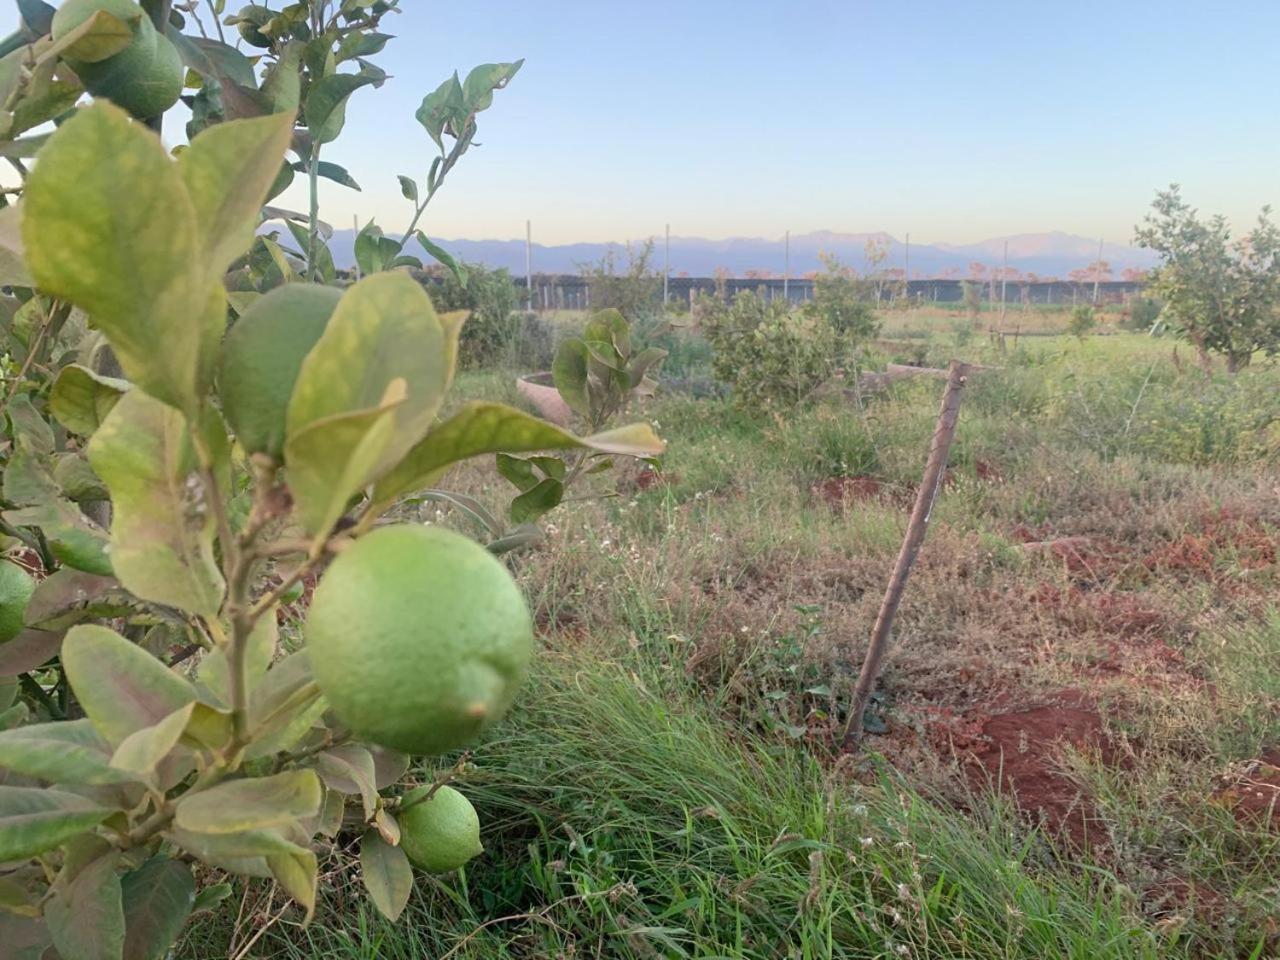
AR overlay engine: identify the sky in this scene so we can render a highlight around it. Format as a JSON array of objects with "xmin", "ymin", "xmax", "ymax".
[{"xmin": 245, "ymin": 1, "xmax": 1280, "ymax": 246}]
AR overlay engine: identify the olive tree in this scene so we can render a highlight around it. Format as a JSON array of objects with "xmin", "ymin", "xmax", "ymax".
[{"xmin": 1134, "ymin": 185, "xmax": 1280, "ymax": 372}]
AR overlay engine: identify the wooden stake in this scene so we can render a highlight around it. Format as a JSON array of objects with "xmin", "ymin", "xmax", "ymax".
[{"xmin": 842, "ymin": 360, "xmax": 971, "ymax": 749}]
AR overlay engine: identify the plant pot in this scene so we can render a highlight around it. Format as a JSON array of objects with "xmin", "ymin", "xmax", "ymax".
[{"xmin": 516, "ymin": 372, "xmax": 572, "ymax": 427}]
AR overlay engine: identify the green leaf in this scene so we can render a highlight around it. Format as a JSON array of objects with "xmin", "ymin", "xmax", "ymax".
[
  {"xmin": 17, "ymin": 0, "xmax": 56, "ymax": 35},
  {"xmin": 120, "ymin": 859, "xmax": 195, "ymax": 960},
  {"xmin": 4, "ymin": 497, "xmax": 113, "ymax": 577},
  {"xmin": 62, "ymin": 625, "xmax": 198, "ymax": 747},
  {"xmin": 315, "ymin": 743, "xmax": 377, "ymax": 820},
  {"xmin": 21, "ymin": 103, "xmax": 210, "ymax": 414},
  {"xmin": 284, "ymin": 219, "xmax": 334, "ymax": 282},
  {"xmin": 0, "ymin": 719, "xmax": 135, "ymax": 786},
  {"xmin": 359, "ymin": 832, "xmax": 412, "ymax": 922},
  {"xmin": 0, "ymin": 786, "xmax": 113, "ymax": 862},
  {"xmin": 461, "ymin": 59, "xmax": 523, "ymax": 112},
  {"xmin": 375, "ymin": 400, "xmax": 671, "ymax": 503},
  {"xmin": 45, "ymin": 849, "xmax": 124, "ymax": 960},
  {"xmin": 285, "ymin": 273, "xmax": 447, "ymax": 534},
  {"xmin": 628, "ymin": 347, "xmax": 667, "ymax": 388},
  {"xmin": 190, "ymin": 883, "xmax": 232, "ymax": 916},
  {"xmin": 510, "ymin": 476, "xmax": 563, "ymax": 523},
  {"xmin": 552, "ymin": 339, "xmax": 590, "ymax": 417},
  {"xmin": 290, "ymin": 159, "xmax": 361, "ymax": 191},
  {"xmin": 49, "ymin": 364, "xmax": 129, "ymax": 436},
  {"xmin": 109, "ymin": 702, "xmax": 195, "ymax": 780},
  {"xmin": 87, "ymin": 391, "xmax": 227, "ymax": 618},
  {"xmin": 177, "ymin": 111, "xmax": 295, "ymax": 279},
  {"xmin": 336, "ymin": 30, "xmax": 392, "ymax": 62},
  {"xmin": 397, "ymin": 175, "xmax": 417, "ymax": 204},
  {"xmin": 414, "ymin": 72, "xmax": 465, "ymax": 151},
  {"xmin": 174, "ymin": 770, "xmax": 321, "ymax": 834},
  {"xmin": 7, "ymin": 59, "xmax": 79, "ymax": 138},
  {"xmin": 166, "ymin": 32, "xmax": 257, "ymax": 88},
  {"xmin": 495, "ymin": 452, "xmax": 538, "ymax": 492},
  {"xmin": 304, "ymin": 72, "xmax": 378, "ymax": 144},
  {"xmin": 7, "ymin": 393, "xmax": 53, "ymax": 455},
  {"xmin": 415, "ymin": 231, "xmax": 466, "ymax": 287},
  {"xmin": 260, "ymin": 40, "xmax": 301, "ymax": 112}
]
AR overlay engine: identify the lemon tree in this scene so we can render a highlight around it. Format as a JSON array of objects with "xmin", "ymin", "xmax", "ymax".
[{"xmin": 0, "ymin": 2, "xmax": 665, "ymax": 955}]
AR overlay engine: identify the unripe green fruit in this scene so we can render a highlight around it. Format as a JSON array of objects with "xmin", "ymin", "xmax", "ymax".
[
  {"xmin": 235, "ymin": 4, "xmax": 274, "ymax": 48},
  {"xmin": 54, "ymin": 0, "xmax": 184, "ymax": 120},
  {"xmin": 304, "ymin": 525, "xmax": 533, "ymax": 756},
  {"xmin": 397, "ymin": 785, "xmax": 483, "ymax": 873},
  {"xmin": 0, "ymin": 561, "xmax": 35, "ymax": 644},
  {"xmin": 217, "ymin": 283, "xmax": 343, "ymax": 460}
]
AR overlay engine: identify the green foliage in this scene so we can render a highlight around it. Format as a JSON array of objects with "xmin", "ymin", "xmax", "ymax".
[
  {"xmin": 1126, "ymin": 296, "xmax": 1162, "ymax": 331},
  {"xmin": 0, "ymin": 8, "xmax": 661, "ymax": 958},
  {"xmin": 580, "ymin": 239, "xmax": 662, "ymax": 322},
  {"xmin": 1135, "ymin": 184, "xmax": 1280, "ymax": 371},
  {"xmin": 425, "ymin": 263, "xmax": 519, "ymax": 368},
  {"xmin": 804, "ymin": 252, "xmax": 881, "ymax": 339},
  {"xmin": 1068, "ymin": 304, "xmax": 1096, "ymax": 339},
  {"xmin": 701, "ymin": 290, "xmax": 840, "ymax": 408}
]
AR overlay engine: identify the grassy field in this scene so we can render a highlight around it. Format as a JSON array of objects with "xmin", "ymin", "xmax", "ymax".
[{"xmin": 181, "ymin": 312, "xmax": 1279, "ymax": 958}]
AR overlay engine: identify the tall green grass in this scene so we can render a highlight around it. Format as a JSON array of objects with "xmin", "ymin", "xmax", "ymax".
[{"xmin": 187, "ymin": 653, "xmax": 1180, "ymax": 959}]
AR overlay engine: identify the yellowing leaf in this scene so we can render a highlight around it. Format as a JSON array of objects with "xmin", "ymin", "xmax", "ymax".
[
  {"xmin": 0, "ymin": 786, "xmax": 114, "ymax": 862},
  {"xmin": 45, "ymin": 848, "xmax": 124, "ymax": 960},
  {"xmin": 372, "ymin": 401, "xmax": 666, "ymax": 507},
  {"xmin": 359, "ymin": 832, "xmax": 412, "ymax": 922},
  {"xmin": 0, "ymin": 719, "xmax": 135, "ymax": 786},
  {"xmin": 87, "ymin": 391, "xmax": 227, "ymax": 617},
  {"xmin": 109, "ymin": 703, "xmax": 196, "ymax": 779},
  {"xmin": 177, "ymin": 111, "xmax": 295, "ymax": 280},
  {"xmin": 21, "ymin": 103, "xmax": 210, "ymax": 414},
  {"xmin": 174, "ymin": 770, "xmax": 322, "ymax": 835},
  {"xmin": 49, "ymin": 365, "xmax": 129, "ymax": 437},
  {"xmin": 62, "ymin": 625, "xmax": 198, "ymax": 747}
]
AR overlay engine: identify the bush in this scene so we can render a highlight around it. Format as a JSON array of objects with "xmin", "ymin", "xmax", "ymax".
[
  {"xmin": 700, "ymin": 290, "xmax": 839, "ymax": 408},
  {"xmin": 581, "ymin": 239, "xmax": 662, "ymax": 322},
  {"xmin": 1125, "ymin": 296, "xmax": 1162, "ymax": 331},
  {"xmin": 803, "ymin": 252, "xmax": 881, "ymax": 339},
  {"xmin": 1068, "ymin": 304, "xmax": 1096, "ymax": 339},
  {"xmin": 427, "ymin": 263, "xmax": 519, "ymax": 367}
]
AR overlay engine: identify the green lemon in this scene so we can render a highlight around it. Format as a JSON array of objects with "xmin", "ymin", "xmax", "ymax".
[
  {"xmin": 54, "ymin": 0, "xmax": 184, "ymax": 120},
  {"xmin": 0, "ymin": 560, "xmax": 35, "ymax": 644},
  {"xmin": 304, "ymin": 524, "xmax": 533, "ymax": 756},
  {"xmin": 397, "ymin": 785, "xmax": 483, "ymax": 873},
  {"xmin": 217, "ymin": 283, "xmax": 343, "ymax": 460},
  {"xmin": 235, "ymin": 4, "xmax": 275, "ymax": 48}
]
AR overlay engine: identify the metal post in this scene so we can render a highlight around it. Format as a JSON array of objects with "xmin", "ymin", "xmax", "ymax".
[
  {"xmin": 663, "ymin": 223, "xmax": 670, "ymax": 305},
  {"xmin": 1000, "ymin": 239, "xmax": 1008, "ymax": 306},
  {"xmin": 1092, "ymin": 237, "xmax": 1103, "ymax": 304},
  {"xmin": 904, "ymin": 232, "xmax": 910, "ymax": 303},
  {"xmin": 525, "ymin": 219, "xmax": 532, "ymax": 311},
  {"xmin": 784, "ymin": 230, "xmax": 790, "ymax": 301}
]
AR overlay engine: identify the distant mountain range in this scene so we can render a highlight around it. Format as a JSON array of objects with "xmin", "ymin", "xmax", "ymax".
[{"xmin": 287, "ymin": 226, "xmax": 1158, "ymax": 279}]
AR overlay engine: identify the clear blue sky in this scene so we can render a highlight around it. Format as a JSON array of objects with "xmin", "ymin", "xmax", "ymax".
[{"xmin": 282, "ymin": 0, "xmax": 1280, "ymax": 246}]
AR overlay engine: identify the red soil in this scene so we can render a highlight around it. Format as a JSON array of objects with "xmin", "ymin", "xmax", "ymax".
[
  {"xmin": 1213, "ymin": 749, "xmax": 1280, "ymax": 828},
  {"xmin": 811, "ymin": 475, "xmax": 883, "ymax": 507}
]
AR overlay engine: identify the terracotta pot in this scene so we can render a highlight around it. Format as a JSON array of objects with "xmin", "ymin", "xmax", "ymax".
[{"xmin": 516, "ymin": 372, "xmax": 572, "ymax": 427}]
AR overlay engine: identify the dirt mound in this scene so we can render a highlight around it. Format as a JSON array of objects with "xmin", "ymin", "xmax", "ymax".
[
  {"xmin": 1213, "ymin": 749, "xmax": 1280, "ymax": 828},
  {"xmin": 811, "ymin": 475, "xmax": 883, "ymax": 506},
  {"xmin": 961, "ymin": 689, "xmax": 1112, "ymax": 847},
  {"xmin": 1143, "ymin": 507, "xmax": 1278, "ymax": 581}
]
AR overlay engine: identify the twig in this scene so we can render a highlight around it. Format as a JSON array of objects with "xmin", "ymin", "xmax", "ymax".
[{"xmin": 841, "ymin": 360, "xmax": 971, "ymax": 749}]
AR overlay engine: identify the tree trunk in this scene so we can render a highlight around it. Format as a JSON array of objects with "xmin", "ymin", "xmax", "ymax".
[{"xmin": 1225, "ymin": 352, "xmax": 1250, "ymax": 374}]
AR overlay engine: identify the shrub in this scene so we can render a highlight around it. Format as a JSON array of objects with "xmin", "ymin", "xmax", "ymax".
[
  {"xmin": 1126, "ymin": 296, "xmax": 1163, "ymax": 331},
  {"xmin": 1069, "ymin": 304, "xmax": 1096, "ymax": 339},
  {"xmin": 803, "ymin": 252, "xmax": 881, "ymax": 339},
  {"xmin": 581, "ymin": 239, "xmax": 662, "ymax": 322},
  {"xmin": 700, "ymin": 290, "xmax": 840, "ymax": 408},
  {"xmin": 427, "ymin": 263, "xmax": 519, "ymax": 367}
]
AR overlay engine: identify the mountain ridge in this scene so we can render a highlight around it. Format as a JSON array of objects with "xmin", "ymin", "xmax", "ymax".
[{"xmin": 282, "ymin": 225, "xmax": 1157, "ymax": 279}]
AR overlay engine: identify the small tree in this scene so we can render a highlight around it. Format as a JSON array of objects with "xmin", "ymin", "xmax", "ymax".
[
  {"xmin": 960, "ymin": 279, "xmax": 983, "ymax": 320},
  {"xmin": 580, "ymin": 240, "xmax": 662, "ymax": 321},
  {"xmin": 804, "ymin": 253, "xmax": 880, "ymax": 340},
  {"xmin": 426, "ymin": 263, "xmax": 519, "ymax": 367},
  {"xmin": 1068, "ymin": 304, "xmax": 1096, "ymax": 339},
  {"xmin": 1134, "ymin": 185, "xmax": 1280, "ymax": 372}
]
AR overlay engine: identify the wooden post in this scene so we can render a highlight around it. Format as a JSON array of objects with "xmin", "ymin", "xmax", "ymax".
[{"xmin": 842, "ymin": 360, "xmax": 972, "ymax": 748}]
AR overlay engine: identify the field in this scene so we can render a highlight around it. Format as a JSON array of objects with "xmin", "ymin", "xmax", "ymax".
[{"xmin": 182, "ymin": 308, "xmax": 1279, "ymax": 959}]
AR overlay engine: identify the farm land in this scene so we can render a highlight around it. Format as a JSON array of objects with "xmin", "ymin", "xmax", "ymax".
[{"xmin": 185, "ymin": 303, "xmax": 1280, "ymax": 959}]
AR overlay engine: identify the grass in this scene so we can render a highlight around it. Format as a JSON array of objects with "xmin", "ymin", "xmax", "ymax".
[{"xmin": 179, "ymin": 310, "xmax": 1280, "ymax": 959}]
